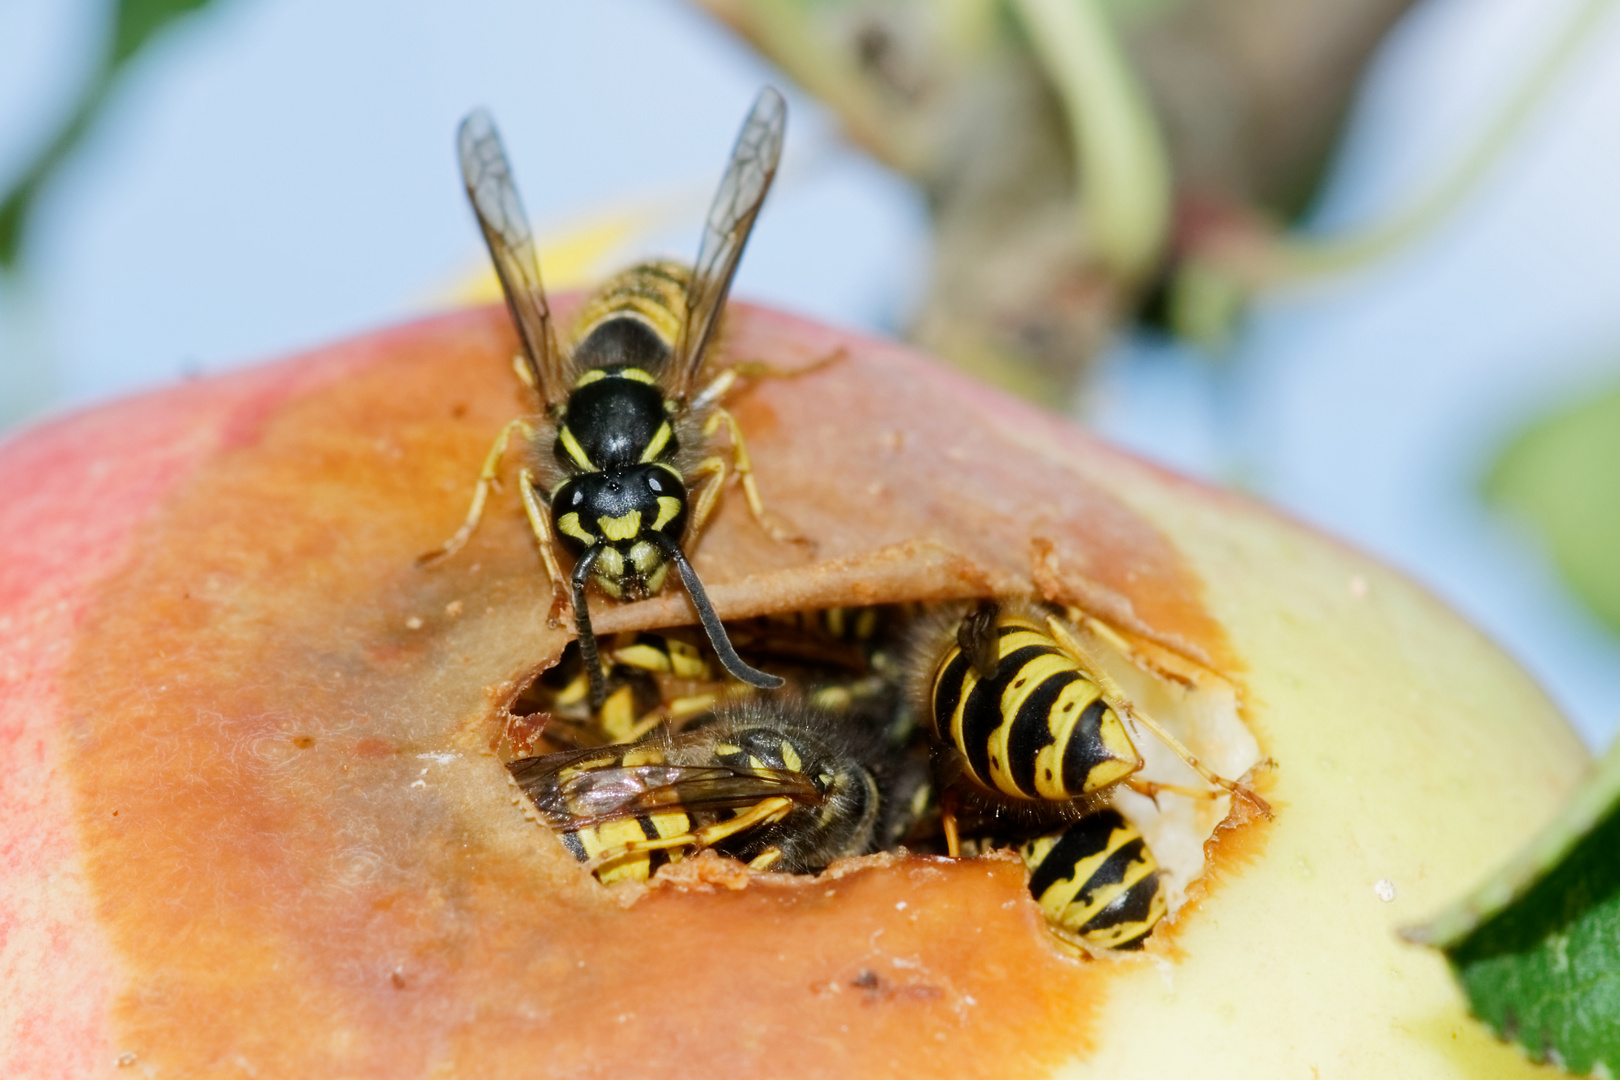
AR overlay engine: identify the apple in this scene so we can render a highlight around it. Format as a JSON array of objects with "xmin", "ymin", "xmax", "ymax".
[{"xmin": 0, "ymin": 302, "xmax": 1586, "ymax": 1077}]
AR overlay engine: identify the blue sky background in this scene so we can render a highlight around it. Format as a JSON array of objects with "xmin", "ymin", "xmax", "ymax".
[{"xmin": 3, "ymin": 0, "xmax": 1619, "ymax": 745}]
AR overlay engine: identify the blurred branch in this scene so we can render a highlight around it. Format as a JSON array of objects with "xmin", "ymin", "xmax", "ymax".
[
  {"xmin": 1181, "ymin": 0, "xmax": 1617, "ymax": 294},
  {"xmin": 0, "ymin": 0, "xmax": 226, "ymax": 273},
  {"xmin": 1012, "ymin": 0, "xmax": 1172, "ymax": 284},
  {"xmin": 686, "ymin": 0, "xmax": 1421, "ymax": 401},
  {"xmin": 689, "ymin": 0, "xmax": 932, "ymax": 175}
]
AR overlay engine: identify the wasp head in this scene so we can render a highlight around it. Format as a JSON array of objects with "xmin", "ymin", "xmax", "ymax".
[{"xmin": 551, "ymin": 465, "xmax": 689, "ymax": 600}]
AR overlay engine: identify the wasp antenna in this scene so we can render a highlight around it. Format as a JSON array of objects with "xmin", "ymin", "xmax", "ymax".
[
  {"xmin": 570, "ymin": 547, "xmax": 608, "ymax": 709},
  {"xmin": 655, "ymin": 535, "xmax": 785, "ymax": 692},
  {"xmin": 1045, "ymin": 615, "xmax": 1272, "ymax": 818}
]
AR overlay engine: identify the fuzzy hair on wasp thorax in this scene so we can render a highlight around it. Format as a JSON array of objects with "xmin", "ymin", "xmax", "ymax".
[{"xmin": 419, "ymin": 87, "xmax": 812, "ymax": 710}]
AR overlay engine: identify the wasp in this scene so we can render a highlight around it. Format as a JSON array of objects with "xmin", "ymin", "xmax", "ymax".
[
  {"xmin": 423, "ymin": 88, "xmax": 802, "ymax": 707},
  {"xmin": 508, "ymin": 697, "xmax": 925, "ymax": 884},
  {"xmin": 1019, "ymin": 808, "xmax": 1167, "ymax": 953},
  {"xmin": 912, "ymin": 599, "xmax": 1268, "ymax": 854},
  {"xmin": 527, "ymin": 605, "xmax": 909, "ymax": 750},
  {"xmin": 519, "ymin": 629, "xmax": 726, "ymax": 747},
  {"xmin": 955, "ymin": 804, "xmax": 1167, "ymax": 953}
]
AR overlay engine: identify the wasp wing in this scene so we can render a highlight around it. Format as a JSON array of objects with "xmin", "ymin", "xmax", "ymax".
[
  {"xmin": 458, "ymin": 109, "xmax": 569, "ymax": 404},
  {"xmin": 509, "ymin": 752, "xmax": 821, "ymax": 833},
  {"xmin": 667, "ymin": 87, "xmax": 787, "ymax": 401}
]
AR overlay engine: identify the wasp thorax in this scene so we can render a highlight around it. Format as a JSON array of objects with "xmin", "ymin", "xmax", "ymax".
[
  {"xmin": 552, "ymin": 465, "xmax": 689, "ymax": 600},
  {"xmin": 708, "ymin": 718, "xmax": 886, "ymax": 872},
  {"xmin": 557, "ymin": 366, "xmax": 676, "ymax": 472}
]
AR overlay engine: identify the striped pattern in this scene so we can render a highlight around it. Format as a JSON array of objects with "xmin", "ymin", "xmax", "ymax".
[
  {"xmin": 929, "ymin": 615, "xmax": 1141, "ymax": 800},
  {"xmin": 1022, "ymin": 809, "xmax": 1167, "ymax": 951},
  {"xmin": 568, "ymin": 261, "xmax": 689, "ymax": 352},
  {"xmin": 561, "ymin": 809, "xmax": 691, "ymax": 885}
]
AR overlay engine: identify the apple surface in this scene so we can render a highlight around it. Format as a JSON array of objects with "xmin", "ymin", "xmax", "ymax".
[{"xmin": 0, "ymin": 303, "xmax": 1585, "ymax": 1078}]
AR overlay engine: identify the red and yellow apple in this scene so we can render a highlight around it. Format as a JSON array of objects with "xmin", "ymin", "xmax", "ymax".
[{"xmin": 0, "ymin": 302, "xmax": 1584, "ymax": 1077}]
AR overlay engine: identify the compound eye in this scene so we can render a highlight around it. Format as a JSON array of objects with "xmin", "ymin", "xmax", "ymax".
[{"xmin": 647, "ymin": 474, "xmax": 663, "ymax": 493}]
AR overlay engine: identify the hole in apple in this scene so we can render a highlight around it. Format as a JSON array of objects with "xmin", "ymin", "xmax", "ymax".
[{"xmin": 498, "ymin": 601, "xmax": 1267, "ymax": 954}]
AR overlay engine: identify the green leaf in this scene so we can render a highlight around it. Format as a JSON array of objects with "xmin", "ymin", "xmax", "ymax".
[
  {"xmin": 1485, "ymin": 377, "xmax": 1620, "ymax": 636},
  {"xmin": 1, "ymin": 0, "xmax": 225, "ymax": 270},
  {"xmin": 1406, "ymin": 740, "xmax": 1620, "ymax": 1073}
]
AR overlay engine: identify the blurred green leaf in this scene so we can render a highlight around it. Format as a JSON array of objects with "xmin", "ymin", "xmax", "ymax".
[
  {"xmin": 1407, "ymin": 740, "xmax": 1620, "ymax": 1074},
  {"xmin": 1, "ymin": 0, "xmax": 224, "ymax": 270},
  {"xmin": 112, "ymin": 0, "xmax": 217, "ymax": 63},
  {"xmin": 1485, "ymin": 379, "xmax": 1620, "ymax": 635}
]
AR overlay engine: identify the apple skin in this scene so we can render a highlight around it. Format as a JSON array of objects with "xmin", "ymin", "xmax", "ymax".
[{"xmin": 0, "ymin": 303, "xmax": 1586, "ymax": 1078}]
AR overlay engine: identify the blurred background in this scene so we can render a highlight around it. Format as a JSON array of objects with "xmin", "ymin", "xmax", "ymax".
[{"xmin": 2, "ymin": 0, "xmax": 1618, "ymax": 747}]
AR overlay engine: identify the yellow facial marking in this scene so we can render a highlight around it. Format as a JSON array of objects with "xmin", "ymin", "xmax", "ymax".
[
  {"xmin": 597, "ymin": 510, "xmax": 641, "ymax": 542},
  {"xmin": 639, "ymin": 421, "xmax": 674, "ymax": 463},
  {"xmin": 558, "ymin": 426, "xmax": 594, "ymax": 471},
  {"xmin": 652, "ymin": 496, "xmax": 683, "ymax": 532},
  {"xmin": 656, "ymin": 462, "xmax": 683, "ymax": 484},
  {"xmin": 557, "ymin": 512, "xmax": 594, "ymax": 545},
  {"xmin": 780, "ymin": 741, "xmax": 803, "ymax": 772},
  {"xmin": 595, "ymin": 546, "xmax": 626, "ymax": 581},
  {"xmin": 628, "ymin": 541, "xmax": 661, "ymax": 574}
]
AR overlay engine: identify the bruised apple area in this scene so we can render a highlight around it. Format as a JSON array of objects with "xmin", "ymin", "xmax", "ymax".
[
  {"xmin": 61, "ymin": 299, "xmax": 1242, "ymax": 1078},
  {"xmin": 0, "ymin": 301, "xmax": 1586, "ymax": 1078}
]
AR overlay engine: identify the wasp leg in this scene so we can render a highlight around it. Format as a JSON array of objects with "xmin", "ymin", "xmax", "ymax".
[
  {"xmin": 688, "ymin": 795, "xmax": 797, "ymax": 846},
  {"xmin": 747, "ymin": 848, "xmax": 784, "ymax": 871},
  {"xmin": 631, "ymin": 691, "xmax": 725, "ymax": 739},
  {"xmin": 703, "ymin": 406, "xmax": 809, "ymax": 545},
  {"xmin": 1124, "ymin": 777, "xmax": 1226, "ymax": 804},
  {"xmin": 1045, "ymin": 616, "xmax": 1273, "ymax": 818},
  {"xmin": 941, "ymin": 789, "xmax": 962, "ymax": 859},
  {"xmin": 418, "ymin": 417, "xmax": 536, "ymax": 567},
  {"xmin": 690, "ymin": 346, "xmax": 849, "ymax": 410},
  {"xmin": 1044, "ymin": 923, "xmax": 1109, "ymax": 961},
  {"xmin": 510, "ymin": 353, "xmax": 536, "ymax": 390},
  {"xmin": 683, "ymin": 454, "xmax": 729, "ymax": 542},
  {"xmin": 517, "ymin": 466, "xmax": 569, "ymax": 625}
]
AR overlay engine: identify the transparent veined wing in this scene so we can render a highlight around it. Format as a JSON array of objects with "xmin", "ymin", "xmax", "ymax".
[
  {"xmin": 458, "ymin": 108, "xmax": 569, "ymax": 404},
  {"xmin": 509, "ymin": 750, "xmax": 821, "ymax": 833},
  {"xmin": 667, "ymin": 87, "xmax": 787, "ymax": 400}
]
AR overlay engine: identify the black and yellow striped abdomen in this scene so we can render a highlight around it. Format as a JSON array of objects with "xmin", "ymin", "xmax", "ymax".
[
  {"xmin": 1022, "ymin": 808, "xmax": 1167, "ymax": 951},
  {"xmin": 929, "ymin": 614, "xmax": 1141, "ymax": 801},
  {"xmin": 558, "ymin": 810, "xmax": 691, "ymax": 885},
  {"xmin": 545, "ymin": 743, "xmax": 692, "ymax": 885},
  {"xmin": 567, "ymin": 260, "xmax": 691, "ymax": 358}
]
